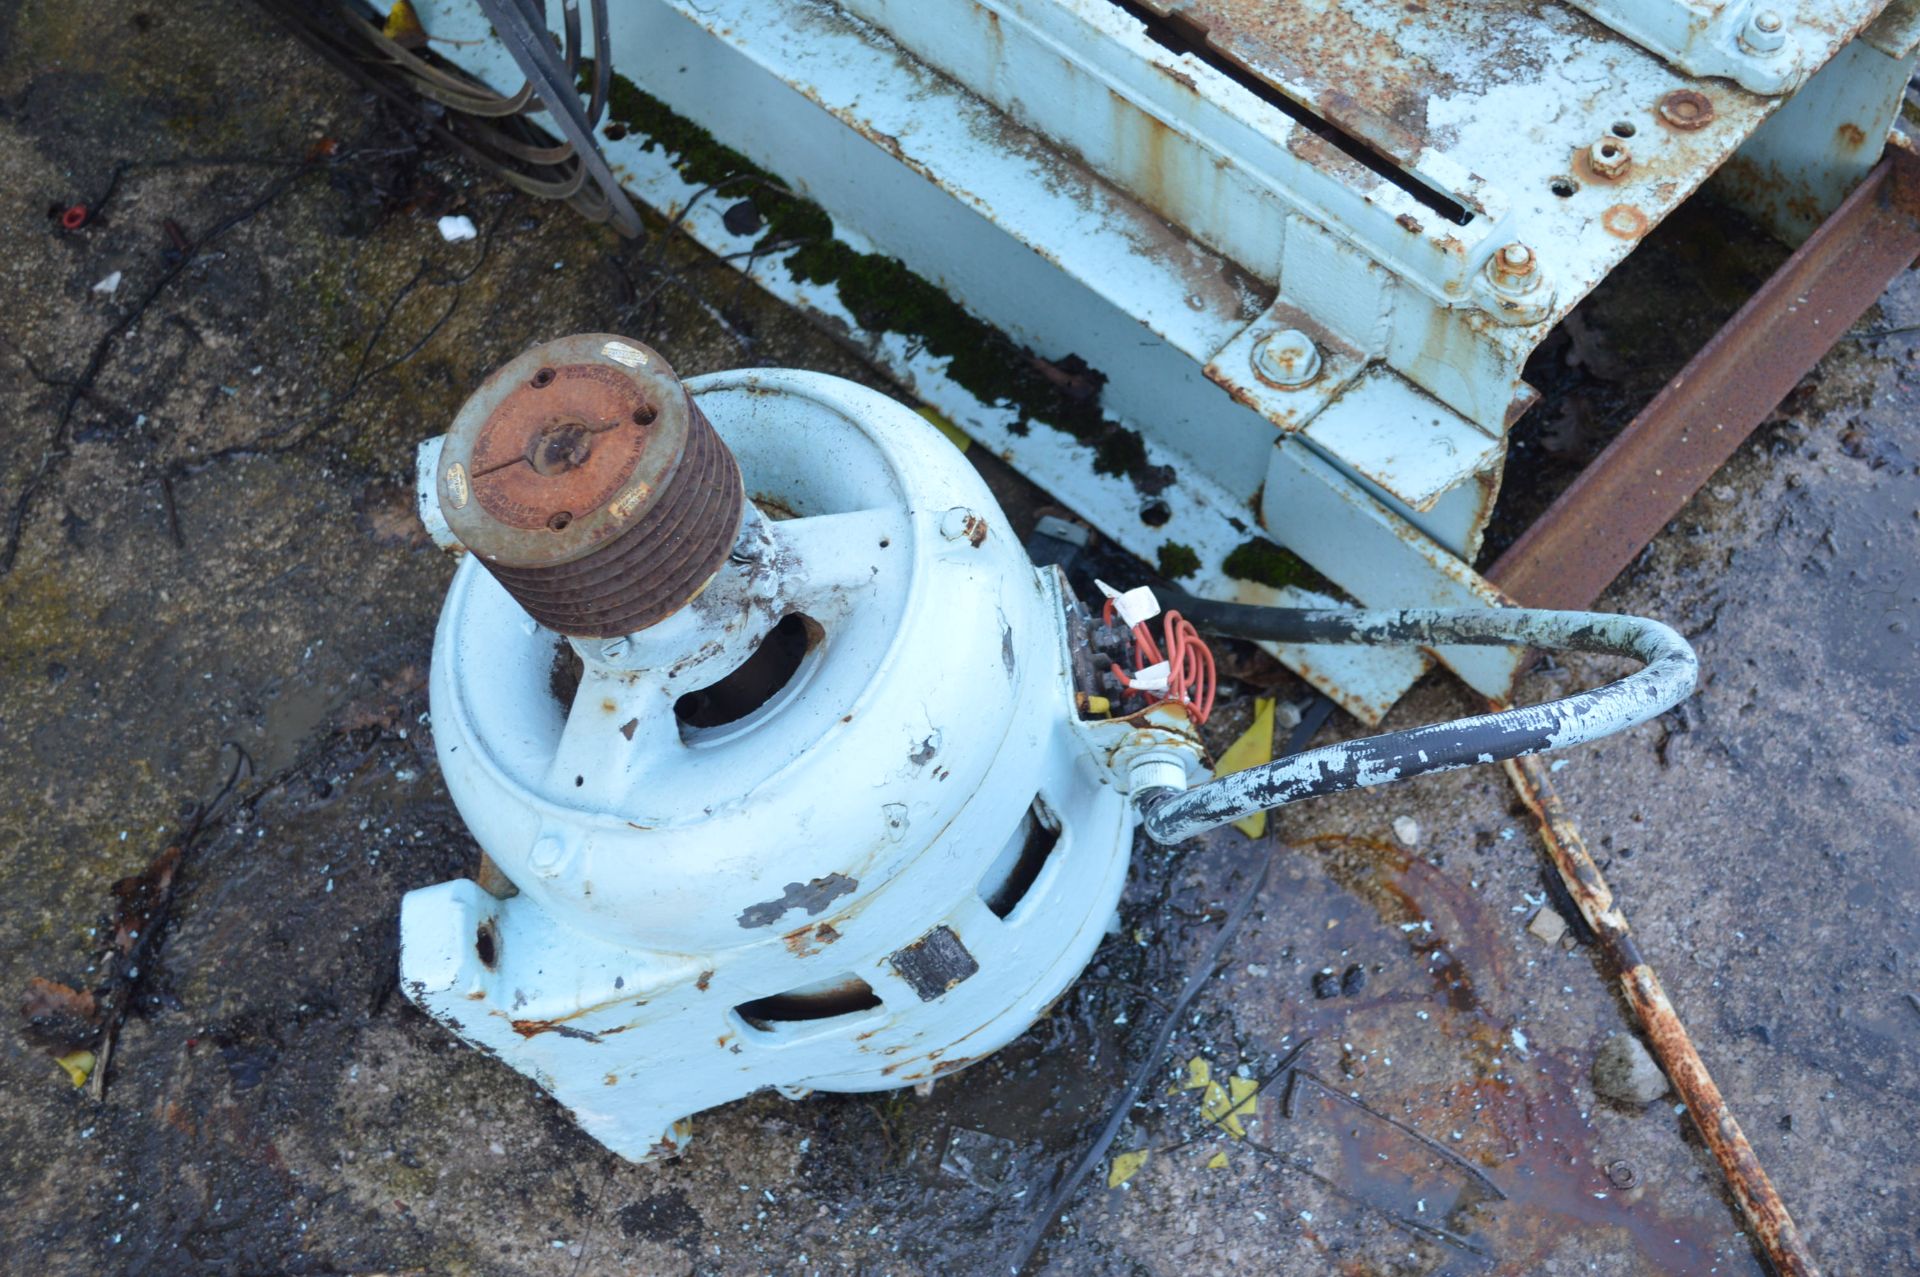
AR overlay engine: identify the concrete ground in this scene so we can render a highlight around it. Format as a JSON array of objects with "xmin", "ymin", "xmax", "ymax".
[{"xmin": 1, "ymin": 3, "xmax": 1916, "ymax": 1274}]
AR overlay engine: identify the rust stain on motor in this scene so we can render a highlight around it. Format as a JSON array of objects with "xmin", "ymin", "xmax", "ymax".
[{"xmin": 439, "ymin": 333, "xmax": 744, "ymax": 637}]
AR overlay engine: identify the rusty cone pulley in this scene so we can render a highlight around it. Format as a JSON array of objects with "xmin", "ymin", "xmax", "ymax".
[{"xmin": 435, "ymin": 334, "xmax": 744, "ymax": 637}]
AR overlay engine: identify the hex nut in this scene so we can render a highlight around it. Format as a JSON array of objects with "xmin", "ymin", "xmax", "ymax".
[
  {"xmin": 1740, "ymin": 8, "xmax": 1786, "ymax": 54},
  {"xmin": 1588, "ymin": 138, "xmax": 1631, "ymax": 180},
  {"xmin": 1485, "ymin": 242, "xmax": 1539, "ymax": 295},
  {"xmin": 1252, "ymin": 328, "xmax": 1322, "ymax": 387}
]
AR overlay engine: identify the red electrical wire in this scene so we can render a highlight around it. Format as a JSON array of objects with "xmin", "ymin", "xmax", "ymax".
[{"xmin": 1101, "ymin": 597, "xmax": 1216, "ymax": 724}]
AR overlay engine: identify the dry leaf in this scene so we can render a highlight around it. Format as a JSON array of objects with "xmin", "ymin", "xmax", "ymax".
[{"xmin": 19, "ymin": 977, "xmax": 100, "ymax": 1051}]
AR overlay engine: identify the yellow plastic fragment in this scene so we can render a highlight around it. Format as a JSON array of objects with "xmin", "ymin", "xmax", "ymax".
[
  {"xmin": 1181, "ymin": 1058, "xmax": 1260, "ymax": 1138},
  {"xmin": 1224, "ymin": 1075, "xmax": 1260, "ymax": 1138},
  {"xmin": 1211, "ymin": 697, "xmax": 1276, "ymax": 838},
  {"xmin": 55, "ymin": 1050, "xmax": 95, "ymax": 1088},
  {"xmin": 382, "ymin": 1, "xmax": 427, "ymax": 45},
  {"xmin": 1206, "ymin": 1150, "xmax": 1230, "ymax": 1170},
  {"xmin": 916, "ymin": 406, "xmax": 972, "ymax": 452},
  {"xmin": 1108, "ymin": 1148, "xmax": 1150, "ymax": 1187}
]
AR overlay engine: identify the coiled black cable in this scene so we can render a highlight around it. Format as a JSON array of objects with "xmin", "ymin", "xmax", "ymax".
[{"xmin": 1135, "ymin": 595, "xmax": 1697, "ymax": 844}]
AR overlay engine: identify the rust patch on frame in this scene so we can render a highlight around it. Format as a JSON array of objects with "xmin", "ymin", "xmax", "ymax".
[{"xmin": 1601, "ymin": 205, "xmax": 1649, "ymax": 239}]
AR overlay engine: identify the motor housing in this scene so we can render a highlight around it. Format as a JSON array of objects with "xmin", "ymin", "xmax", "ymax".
[{"xmin": 400, "ymin": 336, "xmax": 1201, "ymax": 1159}]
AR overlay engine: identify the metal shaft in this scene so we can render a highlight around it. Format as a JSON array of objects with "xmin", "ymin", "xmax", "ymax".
[{"xmin": 1504, "ymin": 752, "xmax": 1821, "ymax": 1277}]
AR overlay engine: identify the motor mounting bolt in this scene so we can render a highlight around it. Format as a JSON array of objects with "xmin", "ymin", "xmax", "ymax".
[
  {"xmin": 1588, "ymin": 138, "xmax": 1631, "ymax": 180},
  {"xmin": 1486, "ymin": 242, "xmax": 1540, "ymax": 295},
  {"xmin": 1252, "ymin": 328, "xmax": 1322, "ymax": 387},
  {"xmin": 528, "ymin": 835, "xmax": 567, "ymax": 875},
  {"xmin": 1740, "ymin": 8, "xmax": 1786, "ymax": 54}
]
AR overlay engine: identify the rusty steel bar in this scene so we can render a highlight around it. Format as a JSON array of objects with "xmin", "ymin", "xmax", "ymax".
[
  {"xmin": 1501, "ymin": 752, "xmax": 1821, "ymax": 1277},
  {"xmin": 1489, "ymin": 142, "xmax": 1920, "ymax": 611}
]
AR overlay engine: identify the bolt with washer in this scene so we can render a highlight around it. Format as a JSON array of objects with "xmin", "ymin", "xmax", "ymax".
[
  {"xmin": 1252, "ymin": 329, "xmax": 1322, "ymax": 387},
  {"xmin": 1485, "ymin": 243, "xmax": 1541, "ymax": 295},
  {"xmin": 1588, "ymin": 138, "xmax": 1631, "ymax": 180},
  {"xmin": 1740, "ymin": 8, "xmax": 1785, "ymax": 54}
]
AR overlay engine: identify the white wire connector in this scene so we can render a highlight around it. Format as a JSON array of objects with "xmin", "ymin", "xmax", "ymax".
[
  {"xmin": 1095, "ymin": 579, "xmax": 1160, "ymax": 628},
  {"xmin": 1128, "ymin": 661, "xmax": 1171, "ymax": 692}
]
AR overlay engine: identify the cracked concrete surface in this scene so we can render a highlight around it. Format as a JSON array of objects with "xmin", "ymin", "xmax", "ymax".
[{"xmin": 1, "ymin": 2, "xmax": 1916, "ymax": 1274}]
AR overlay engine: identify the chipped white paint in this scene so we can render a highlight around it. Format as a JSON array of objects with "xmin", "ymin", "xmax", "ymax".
[{"xmin": 599, "ymin": 339, "xmax": 651, "ymax": 368}]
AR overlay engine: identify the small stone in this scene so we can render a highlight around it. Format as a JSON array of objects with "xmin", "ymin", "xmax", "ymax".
[
  {"xmin": 1527, "ymin": 906, "xmax": 1569, "ymax": 946},
  {"xmin": 1340, "ymin": 963, "xmax": 1368, "ymax": 997},
  {"xmin": 1592, "ymin": 1034, "xmax": 1669, "ymax": 1106},
  {"xmin": 1311, "ymin": 969, "xmax": 1340, "ymax": 999},
  {"xmin": 1392, "ymin": 816, "xmax": 1420, "ymax": 847}
]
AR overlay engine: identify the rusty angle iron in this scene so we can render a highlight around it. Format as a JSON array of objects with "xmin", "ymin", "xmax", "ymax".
[{"xmin": 1491, "ymin": 142, "xmax": 1920, "ymax": 612}]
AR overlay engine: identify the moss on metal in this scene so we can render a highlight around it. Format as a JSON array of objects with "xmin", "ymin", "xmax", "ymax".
[
  {"xmin": 1221, "ymin": 537, "xmax": 1327, "ymax": 593},
  {"xmin": 599, "ymin": 72, "xmax": 1154, "ymax": 483},
  {"xmin": 1156, "ymin": 542, "xmax": 1200, "ymax": 580}
]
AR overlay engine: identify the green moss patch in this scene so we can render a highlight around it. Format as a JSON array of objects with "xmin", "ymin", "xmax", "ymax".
[
  {"xmin": 598, "ymin": 71, "xmax": 1161, "ymax": 485},
  {"xmin": 1156, "ymin": 541, "xmax": 1200, "ymax": 580},
  {"xmin": 1221, "ymin": 537, "xmax": 1331, "ymax": 594}
]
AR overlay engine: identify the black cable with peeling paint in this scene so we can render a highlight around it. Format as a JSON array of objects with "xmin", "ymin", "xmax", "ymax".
[{"xmin": 1135, "ymin": 596, "xmax": 1697, "ymax": 844}]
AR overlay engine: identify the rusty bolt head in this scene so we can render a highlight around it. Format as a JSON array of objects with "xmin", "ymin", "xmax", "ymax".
[
  {"xmin": 1252, "ymin": 328, "xmax": 1322, "ymax": 387},
  {"xmin": 1740, "ymin": 8, "xmax": 1786, "ymax": 53},
  {"xmin": 1658, "ymin": 90, "xmax": 1715, "ymax": 131},
  {"xmin": 1588, "ymin": 138, "xmax": 1631, "ymax": 180},
  {"xmin": 1605, "ymin": 1159, "xmax": 1640, "ymax": 1189},
  {"xmin": 1485, "ymin": 243, "xmax": 1540, "ymax": 295}
]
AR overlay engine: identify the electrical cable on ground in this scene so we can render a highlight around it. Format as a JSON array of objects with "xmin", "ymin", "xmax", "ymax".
[{"xmin": 1134, "ymin": 597, "xmax": 1696, "ymax": 843}]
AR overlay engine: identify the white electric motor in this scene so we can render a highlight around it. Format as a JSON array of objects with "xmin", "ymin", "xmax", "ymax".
[{"xmin": 400, "ymin": 335, "xmax": 1203, "ymax": 1160}]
